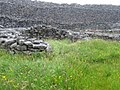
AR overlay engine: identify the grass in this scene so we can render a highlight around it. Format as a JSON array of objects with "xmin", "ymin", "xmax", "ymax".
[{"xmin": 0, "ymin": 39, "xmax": 120, "ymax": 90}]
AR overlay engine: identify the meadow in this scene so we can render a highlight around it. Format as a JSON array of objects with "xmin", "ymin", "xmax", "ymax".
[{"xmin": 0, "ymin": 39, "xmax": 120, "ymax": 90}]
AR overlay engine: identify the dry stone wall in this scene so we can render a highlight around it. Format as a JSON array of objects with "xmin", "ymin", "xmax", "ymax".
[
  {"xmin": 25, "ymin": 25, "xmax": 120, "ymax": 41},
  {"xmin": 0, "ymin": 24, "xmax": 120, "ymax": 54},
  {"xmin": 0, "ymin": 28, "xmax": 52, "ymax": 54},
  {"xmin": 25, "ymin": 25, "xmax": 90, "ymax": 42},
  {"xmin": 85, "ymin": 30, "xmax": 120, "ymax": 41}
]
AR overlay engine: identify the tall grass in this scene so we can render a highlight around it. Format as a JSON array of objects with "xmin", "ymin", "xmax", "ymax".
[{"xmin": 0, "ymin": 39, "xmax": 120, "ymax": 90}]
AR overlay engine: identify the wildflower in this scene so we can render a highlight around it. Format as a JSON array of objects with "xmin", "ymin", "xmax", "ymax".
[
  {"xmin": 70, "ymin": 75, "xmax": 72, "ymax": 78},
  {"xmin": 2, "ymin": 76, "xmax": 7, "ymax": 80}
]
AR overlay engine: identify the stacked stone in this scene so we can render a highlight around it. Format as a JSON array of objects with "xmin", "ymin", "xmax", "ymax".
[
  {"xmin": 86, "ymin": 32, "xmax": 120, "ymax": 41},
  {"xmin": 0, "ymin": 37, "xmax": 51, "ymax": 54},
  {"xmin": 25, "ymin": 25, "xmax": 69, "ymax": 39},
  {"xmin": 25, "ymin": 25, "xmax": 91, "ymax": 41},
  {"xmin": 0, "ymin": 28, "xmax": 52, "ymax": 54}
]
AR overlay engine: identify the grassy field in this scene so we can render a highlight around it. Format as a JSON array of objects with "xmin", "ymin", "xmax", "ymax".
[{"xmin": 0, "ymin": 39, "xmax": 120, "ymax": 90}]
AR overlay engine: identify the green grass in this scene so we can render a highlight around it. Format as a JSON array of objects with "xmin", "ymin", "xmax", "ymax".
[{"xmin": 0, "ymin": 39, "xmax": 120, "ymax": 90}]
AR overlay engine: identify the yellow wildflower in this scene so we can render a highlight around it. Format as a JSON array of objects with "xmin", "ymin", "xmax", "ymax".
[{"xmin": 2, "ymin": 76, "xmax": 7, "ymax": 80}]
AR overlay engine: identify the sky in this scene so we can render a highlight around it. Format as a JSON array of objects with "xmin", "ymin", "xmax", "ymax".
[{"xmin": 36, "ymin": 0, "xmax": 120, "ymax": 5}]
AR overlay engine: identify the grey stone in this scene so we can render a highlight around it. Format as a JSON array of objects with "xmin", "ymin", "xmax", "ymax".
[
  {"xmin": 23, "ymin": 41, "xmax": 33, "ymax": 47},
  {"xmin": 33, "ymin": 40, "xmax": 44, "ymax": 44},
  {"xmin": 27, "ymin": 38, "xmax": 36, "ymax": 41},
  {"xmin": 46, "ymin": 43, "xmax": 52, "ymax": 52},
  {"xmin": 10, "ymin": 43, "xmax": 17, "ymax": 49},
  {"xmin": 82, "ymin": 37, "xmax": 92, "ymax": 40},
  {"xmin": 16, "ymin": 45, "xmax": 28, "ymax": 51},
  {"xmin": 17, "ymin": 39, "xmax": 25, "ymax": 45},
  {"xmin": 0, "ymin": 25, "xmax": 4, "ymax": 28},
  {"xmin": 0, "ymin": 38, "xmax": 6, "ymax": 45},
  {"xmin": 3, "ymin": 39, "xmax": 16, "ymax": 48},
  {"xmin": 33, "ymin": 43, "xmax": 47, "ymax": 50}
]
